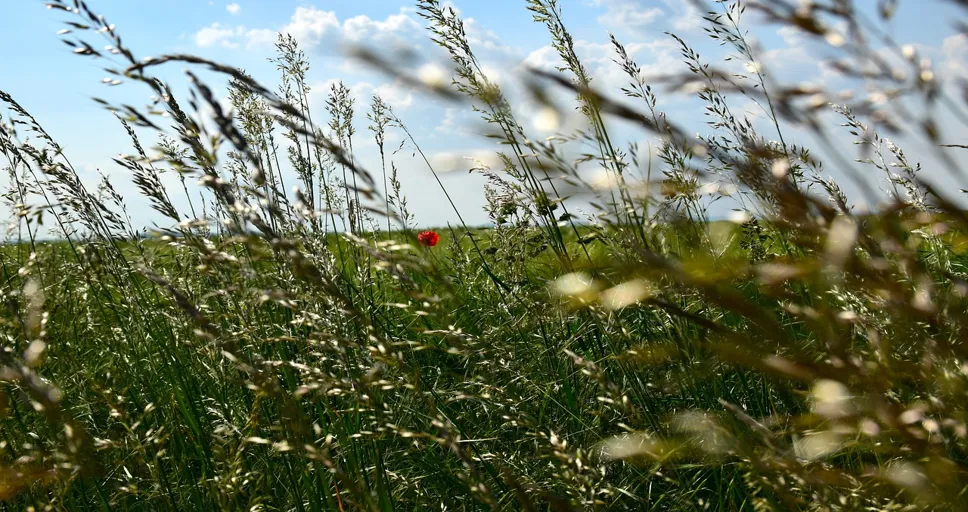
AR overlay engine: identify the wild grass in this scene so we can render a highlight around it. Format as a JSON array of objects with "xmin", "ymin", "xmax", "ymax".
[{"xmin": 2, "ymin": 0, "xmax": 968, "ymax": 510}]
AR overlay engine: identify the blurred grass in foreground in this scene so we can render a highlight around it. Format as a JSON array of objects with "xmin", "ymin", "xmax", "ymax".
[{"xmin": 2, "ymin": 0, "xmax": 968, "ymax": 510}]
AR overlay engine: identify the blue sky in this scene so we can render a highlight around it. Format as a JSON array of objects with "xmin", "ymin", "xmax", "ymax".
[{"xmin": 2, "ymin": 0, "xmax": 967, "ymax": 232}]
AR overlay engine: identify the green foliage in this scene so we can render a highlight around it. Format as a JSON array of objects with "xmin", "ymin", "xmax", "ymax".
[{"xmin": 1, "ymin": 0, "xmax": 967, "ymax": 510}]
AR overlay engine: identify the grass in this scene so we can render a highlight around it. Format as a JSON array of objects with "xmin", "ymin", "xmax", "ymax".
[{"xmin": 2, "ymin": 0, "xmax": 968, "ymax": 510}]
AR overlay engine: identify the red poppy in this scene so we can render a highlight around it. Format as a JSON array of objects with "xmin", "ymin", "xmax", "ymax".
[{"xmin": 417, "ymin": 230, "xmax": 440, "ymax": 247}]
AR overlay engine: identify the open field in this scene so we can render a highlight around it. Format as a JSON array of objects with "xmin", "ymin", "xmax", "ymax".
[{"xmin": 3, "ymin": 0, "xmax": 968, "ymax": 510}]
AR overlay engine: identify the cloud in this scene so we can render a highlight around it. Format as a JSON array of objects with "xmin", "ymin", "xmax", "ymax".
[
  {"xmin": 244, "ymin": 28, "xmax": 276, "ymax": 49},
  {"xmin": 942, "ymin": 34, "xmax": 968, "ymax": 80},
  {"xmin": 226, "ymin": 2, "xmax": 241, "ymax": 15},
  {"xmin": 514, "ymin": 34, "xmax": 694, "ymax": 138},
  {"xmin": 305, "ymin": 77, "xmax": 417, "ymax": 120},
  {"xmin": 193, "ymin": 6, "xmax": 431, "ymax": 57},
  {"xmin": 522, "ymin": 37, "xmax": 680, "ymax": 93},
  {"xmin": 356, "ymin": 79, "xmax": 416, "ymax": 110},
  {"xmin": 273, "ymin": 6, "xmax": 428, "ymax": 57},
  {"xmin": 435, "ymin": 107, "xmax": 458, "ymax": 134},
  {"xmin": 659, "ymin": 0, "xmax": 702, "ymax": 33},
  {"xmin": 193, "ymin": 23, "xmax": 275, "ymax": 50},
  {"xmin": 429, "ymin": 149, "xmax": 505, "ymax": 173},
  {"xmin": 592, "ymin": 0, "xmax": 664, "ymax": 35},
  {"xmin": 278, "ymin": 7, "xmax": 341, "ymax": 49},
  {"xmin": 433, "ymin": 107, "xmax": 483, "ymax": 138},
  {"xmin": 194, "ymin": 23, "xmax": 239, "ymax": 48},
  {"xmin": 342, "ymin": 12, "xmax": 421, "ymax": 43},
  {"xmin": 280, "ymin": 3, "xmax": 518, "ymax": 64}
]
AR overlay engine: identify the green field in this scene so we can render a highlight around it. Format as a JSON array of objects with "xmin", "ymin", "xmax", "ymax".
[{"xmin": 3, "ymin": 0, "xmax": 968, "ymax": 510}]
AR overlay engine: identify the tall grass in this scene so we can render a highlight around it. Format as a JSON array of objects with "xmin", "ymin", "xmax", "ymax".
[{"xmin": 1, "ymin": 0, "xmax": 968, "ymax": 509}]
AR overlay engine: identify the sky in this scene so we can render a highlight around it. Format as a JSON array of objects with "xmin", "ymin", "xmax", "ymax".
[{"xmin": 1, "ymin": 0, "xmax": 967, "ymax": 233}]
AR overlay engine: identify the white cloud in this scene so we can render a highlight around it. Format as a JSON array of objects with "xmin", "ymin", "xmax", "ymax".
[
  {"xmin": 435, "ymin": 107, "xmax": 458, "ymax": 134},
  {"xmin": 244, "ymin": 28, "xmax": 276, "ymax": 49},
  {"xmin": 342, "ymin": 12, "xmax": 420, "ymax": 43},
  {"xmin": 592, "ymin": 0, "xmax": 664, "ymax": 35},
  {"xmin": 942, "ymin": 34, "xmax": 968, "ymax": 80},
  {"xmin": 462, "ymin": 17, "xmax": 519, "ymax": 59},
  {"xmin": 194, "ymin": 23, "xmax": 274, "ymax": 50},
  {"xmin": 515, "ymin": 35, "xmax": 692, "ymax": 139},
  {"xmin": 305, "ymin": 77, "xmax": 416, "ymax": 122},
  {"xmin": 522, "ymin": 37, "xmax": 680, "ymax": 93},
  {"xmin": 357, "ymin": 79, "xmax": 416, "ymax": 110},
  {"xmin": 659, "ymin": 0, "xmax": 702, "ymax": 33},
  {"xmin": 429, "ymin": 149, "xmax": 505, "ymax": 173},
  {"xmin": 776, "ymin": 25, "xmax": 806, "ymax": 48},
  {"xmin": 193, "ymin": 6, "xmax": 429, "ymax": 56},
  {"xmin": 279, "ymin": 6, "xmax": 341, "ymax": 49},
  {"xmin": 226, "ymin": 2, "xmax": 241, "ymax": 15},
  {"xmin": 521, "ymin": 45, "xmax": 557, "ymax": 72},
  {"xmin": 433, "ymin": 107, "xmax": 481, "ymax": 137},
  {"xmin": 274, "ymin": 6, "xmax": 428, "ymax": 57},
  {"xmin": 194, "ymin": 23, "xmax": 239, "ymax": 48},
  {"xmin": 289, "ymin": 4, "xmax": 517, "ymax": 64}
]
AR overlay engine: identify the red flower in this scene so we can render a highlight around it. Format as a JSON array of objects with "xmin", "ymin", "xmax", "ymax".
[{"xmin": 417, "ymin": 230, "xmax": 440, "ymax": 247}]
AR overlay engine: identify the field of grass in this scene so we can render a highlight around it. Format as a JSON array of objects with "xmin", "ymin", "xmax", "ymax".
[{"xmin": 3, "ymin": 0, "xmax": 968, "ymax": 510}]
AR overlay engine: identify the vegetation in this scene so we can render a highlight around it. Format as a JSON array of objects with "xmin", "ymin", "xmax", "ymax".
[{"xmin": 2, "ymin": 0, "xmax": 968, "ymax": 509}]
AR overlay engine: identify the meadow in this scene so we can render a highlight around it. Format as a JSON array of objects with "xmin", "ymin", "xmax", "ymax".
[{"xmin": 2, "ymin": 0, "xmax": 968, "ymax": 510}]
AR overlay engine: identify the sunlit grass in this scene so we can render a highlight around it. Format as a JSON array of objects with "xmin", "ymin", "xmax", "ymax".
[{"xmin": 1, "ymin": 0, "xmax": 967, "ymax": 510}]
